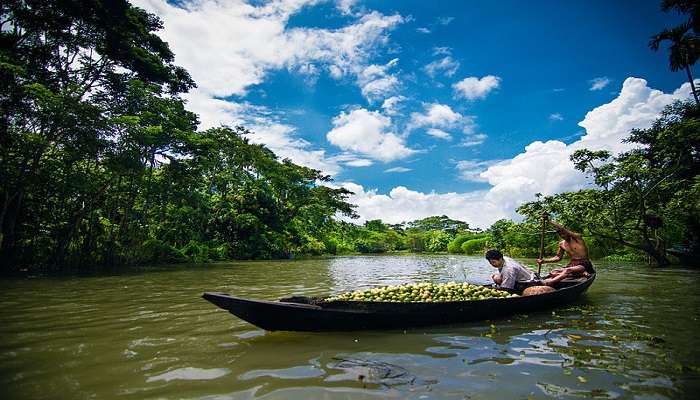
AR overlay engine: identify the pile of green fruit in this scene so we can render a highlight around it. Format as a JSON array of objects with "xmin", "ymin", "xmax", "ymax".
[{"xmin": 326, "ymin": 282, "xmax": 518, "ymax": 303}]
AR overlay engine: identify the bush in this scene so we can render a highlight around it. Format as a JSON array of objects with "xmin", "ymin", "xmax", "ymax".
[
  {"xmin": 295, "ymin": 235, "xmax": 326, "ymax": 255},
  {"xmin": 461, "ymin": 237, "xmax": 489, "ymax": 255},
  {"xmin": 138, "ymin": 239, "xmax": 187, "ymax": 264},
  {"xmin": 355, "ymin": 232, "xmax": 388, "ymax": 253},
  {"xmin": 425, "ymin": 230, "xmax": 451, "ymax": 252},
  {"xmin": 447, "ymin": 234, "xmax": 470, "ymax": 253},
  {"xmin": 604, "ymin": 252, "xmax": 647, "ymax": 262},
  {"xmin": 180, "ymin": 240, "xmax": 210, "ymax": 263},
  {"xmin": 209, "ymin": 243, "xmax": 230, "ymax": 261}
]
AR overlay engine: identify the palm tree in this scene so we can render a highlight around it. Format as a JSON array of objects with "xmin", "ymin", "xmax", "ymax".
[
  {"xmin": 650, "ymin": 22, "xmax": 700, "ymax": 104},
  {"xmin": 661, "ymin": 0, "xmax": 700, "ymax": 35}
]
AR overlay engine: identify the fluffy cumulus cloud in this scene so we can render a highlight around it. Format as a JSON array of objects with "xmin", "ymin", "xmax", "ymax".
[
  {"xmin": 326, "ymin": 108, "xmax": 417, "ymax": 162},
  {"xmin": 341, "ymin": 78, "xmax": 697, "ymax": 228},
  {"xmin": 589, "ymin": 77, "xmax": 611, "ymax": 91},
  {"xmin": 455, "ymin": 160, "xmax": 496, "ymax": 182},
  {"xmin": 453, "ymin": 75, "xmax": 501, "ymax": 100},
  {"xmin": 381, "ymin": 95, "xmax": 406, "ymax": 115},
  {"xmin": 358, "ymin": 59, "xmax": 400, "ymax": 103},
  {"xmin": 338, "ymin": 183, "xmax": 508, "ymax": 227},
  {"xmin": 410, "ymin": 103, "xmax": 462, "ymax": 129},
  {"xmin": 133, "ymin": 0, "xmax": 404, "ymax": 175},
  {"xmin": 408, "ymin": 103, "xmax": 482, "ymax": 143},
  {"xmin": 480, "ymin": 77, "xmax": 697, "ymax": 215}
]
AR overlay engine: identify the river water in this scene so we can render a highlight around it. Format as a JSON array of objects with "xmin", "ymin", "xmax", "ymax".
[{"xmin": 1, "ymin": 255, "xmax": 699, "ymax": 399}]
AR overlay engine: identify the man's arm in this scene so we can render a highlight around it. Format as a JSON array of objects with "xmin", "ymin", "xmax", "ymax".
[
  {"xmin": 537, "ymin": 245, "xmax": 564, "ymax": 264},
  {"xmin": 547, "ymin": 218, "xmax": 581, "ymax": 240}
]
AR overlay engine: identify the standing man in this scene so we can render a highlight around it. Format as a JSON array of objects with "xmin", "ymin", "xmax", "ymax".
[{"xmin": 537, "ymin": 214, "xmax": 595, "ymax": 279}]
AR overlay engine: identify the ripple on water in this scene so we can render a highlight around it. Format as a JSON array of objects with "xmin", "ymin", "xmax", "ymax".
[
  {"xmin": 238, "ymin": 365, "xmax": 325, "ymax": 381},
  {"xmin": 146, "ymin": 367, "xmax": 231, "ymax": 382}
]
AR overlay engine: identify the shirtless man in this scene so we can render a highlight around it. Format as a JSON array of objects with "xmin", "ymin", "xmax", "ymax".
[{"xmin": 536, "ymin": 213, "xmax": 595, "ymax": 282}]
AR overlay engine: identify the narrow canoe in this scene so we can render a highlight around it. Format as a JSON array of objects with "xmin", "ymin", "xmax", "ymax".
[{"xmin": 202, "ymin": 274, "xmax": 595, "ymax": 332}]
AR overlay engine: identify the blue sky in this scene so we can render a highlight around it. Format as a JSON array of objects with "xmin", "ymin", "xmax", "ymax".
[{"xmin": 136, "ymin": 0, "xmax": 694, "ymax": 227}]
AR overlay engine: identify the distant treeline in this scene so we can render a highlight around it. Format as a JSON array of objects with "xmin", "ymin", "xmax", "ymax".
[{"xmin": 2, "ymin": 1, "xmax": 698, "ymax": 272}]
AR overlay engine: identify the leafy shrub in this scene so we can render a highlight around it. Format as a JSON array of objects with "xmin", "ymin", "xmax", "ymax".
[
  {"xmin": 209, "ymin": 243, "xmax": 230, "ymax": 261},
  {"xmin": 461, "ymin": 237, "xmax": 489, "ymax": 255},
  {"xmin": 447, "ymin": 235, "xmax": 469, "ymax": 253},
  {"xmin": 138, "ymin": 239, "xmax": 187, "ymax": 264},
  {"xmin": 425, "ymin": 230, "xmax": 451, "ymax": 252},
  {"xmin": 180, "ymin": 240, "xmax": 210, "ymax": 263}
]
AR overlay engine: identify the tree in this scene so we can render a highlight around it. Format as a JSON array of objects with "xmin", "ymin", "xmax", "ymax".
[
  {"xmin": 650, "ymin": 20, "xmax": 700, "ymax": 104},
  {"xmin": 405, "ymin": 215, "xmax": 470, "ymax": 234},
  {"xmin": 0, "ymin": 0, "xmax": 195, "ymax": 269},
  {"xmin": 0, "ymin": 1, "xmax": 359, "ymax": 271},
  {"xmin": 661, "ymin": 0, "xmax": 700, "ymax": 35},
  {"xmin": 520, "ymin": 102, "xmax": 700, "ymax": 266}
]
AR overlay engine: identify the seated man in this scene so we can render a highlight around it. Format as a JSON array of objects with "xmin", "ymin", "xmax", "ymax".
[
  {"xmin": 485, "ymin": 249, "xmax": 538, "ymax": 291},
  {"xmin": 536, "ymin": 214, "xmax": 595, "ymax": 282}
]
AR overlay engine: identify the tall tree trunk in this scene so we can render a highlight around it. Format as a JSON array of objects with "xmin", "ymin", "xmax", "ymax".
[{"xmin": 685, "ymin": 65, "xmax": 699, "ymax": 105}]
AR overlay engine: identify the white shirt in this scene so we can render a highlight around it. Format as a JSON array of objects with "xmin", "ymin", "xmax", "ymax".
[{"xmin": 499, "ymin": 256, "xmax": 535, "ymax": 290}]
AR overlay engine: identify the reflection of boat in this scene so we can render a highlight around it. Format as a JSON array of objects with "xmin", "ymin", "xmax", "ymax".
[{"xmin": 202, "ymin": 274, "xmax": 595, "ymax": 332}]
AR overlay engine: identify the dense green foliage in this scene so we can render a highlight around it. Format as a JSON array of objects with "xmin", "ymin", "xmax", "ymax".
[{"xmin": 0, "ymin": 1, "xmax": 355, "ymax": 271}]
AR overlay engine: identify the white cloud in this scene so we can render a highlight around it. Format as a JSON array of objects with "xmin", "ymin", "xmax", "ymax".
[
  {"xmin": 338, "ymin": 183, "xmax": 508, "ymax": 227},
  {"xmin": 328, "ymin": 153, "xmax": 374, "ymax": 167},
  {"xmin": 385, "ymin": 167, "xmax": 412, "ymax": 173},
  {"xmin": 437, "ymin": 16, "xmax": 455, "ymax": 25},
  {"xmin": 358, "ymin": 59, "xmax": 400, "ymax": 102},
  {"xmin": 409, "ymin": 103, "xmax": 481, "ymax": 144},
  {"xmin": 426, "ymin": 128, "xmax": 452, "ymax": 140},
  {"xmin": 341, "ymin": 78, "xmax": 697, "ymax": 228},
  {"xmin": 480, "ymin": 77, "xmax": 697, "ymax": 214},
  {"xmin": 135, "ymin": 1, "xmax": 404, "ymax": 97},
  {"xmin": 423, "ymin": 56, "xmax": 460, "ymax": 78},
  {"xmin": 589, "ymin": 77, "xmax": 611, "ymax": 91},
  {"xmin": 134, "ymin": 0, "xmax": 405, "ymax": 176},
  {"xmin": 549, "ymin": 113, "xmax": 564, "ymax": 121},
  {"xmin": 336, "ymin": 0, "xmax": 357, "ymax": 15},
  {"xmin": 416, "ymin": 27, "xmax": 431, "ymax": 34},
  {"xmin": 410, "ymin": 103, "xmax": 462, "ymax": 129},
  {"xmin": 381, "ymin": 95, "xmax": 406, "ymax": 115},
  {"xmin": 455, "ymin": 160, "xmax": 496, "ymax": 182},
  {"xmin": 458, "ymin": 133, "xmax": 487, "ymax": 147},
  {"xmin": 432, "ymin": 46, "xmax": 451, "ymax": 56},
  {"xmin": 453, "ymin": 75, "xmax": 501, "ymax": 100},
  {"xmin": 326, "ymin": 108, "xmax": 417, "ymax": 162}
]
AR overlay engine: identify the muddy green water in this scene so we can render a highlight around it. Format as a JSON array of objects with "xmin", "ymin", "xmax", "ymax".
[{"xmin": 1, "ymin": 255, "xmax": 699, "ymax": 399}]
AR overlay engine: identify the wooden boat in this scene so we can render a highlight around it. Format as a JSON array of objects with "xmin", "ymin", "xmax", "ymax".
[{"xmin": 202, "ymin": 273, "xmax": 595, "ymax": 332}]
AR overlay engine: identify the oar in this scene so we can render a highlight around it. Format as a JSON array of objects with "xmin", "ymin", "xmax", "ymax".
[{"xmin": 537, "ymin": 214, "xmax": 546, "ymax": 277}]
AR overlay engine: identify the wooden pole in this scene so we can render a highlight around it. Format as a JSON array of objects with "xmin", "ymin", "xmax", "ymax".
[{"xmin": 538, "ymin": 215, "xmax": 546, "ymax": 277}]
